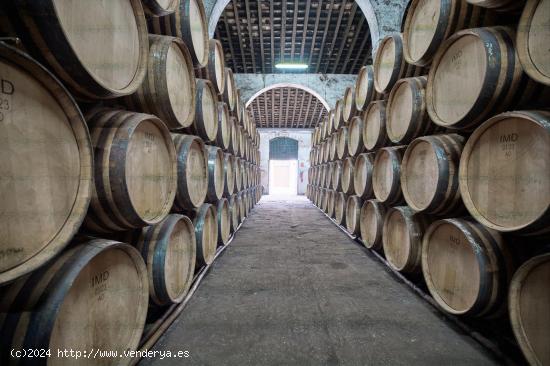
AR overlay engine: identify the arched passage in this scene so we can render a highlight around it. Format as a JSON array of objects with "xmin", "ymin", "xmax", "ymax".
[{"xmin": 246, "ymin": 84, "xmax": 329, "ymax": 129}]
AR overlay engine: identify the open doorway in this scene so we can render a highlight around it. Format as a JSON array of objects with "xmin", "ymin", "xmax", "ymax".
[{"xmin": 269, "ymin": 160, "xmax": 298, "ymax": 195}]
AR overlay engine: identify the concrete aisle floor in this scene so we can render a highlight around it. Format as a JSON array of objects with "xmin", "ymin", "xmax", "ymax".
[{"xmin": 142, "ymin": 195, "xmax": 499, "ymax": 366}]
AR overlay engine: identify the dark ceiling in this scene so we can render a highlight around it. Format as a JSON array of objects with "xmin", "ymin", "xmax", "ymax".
[
  {"xmin": 247, "ymin": 87, "xmax": 328, "ymax": 128},
  {"xmin": 215, "ymin": 0, "xmax": 372, "ymax": 74}
]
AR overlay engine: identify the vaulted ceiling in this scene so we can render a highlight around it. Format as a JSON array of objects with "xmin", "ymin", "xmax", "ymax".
[
  {"xmin": 247, "ymin": 87, "xmax": 328, "ymax": 128},
  {"xmin": 215, "ymin": 0, "xmax": 372, "ymax": 75}
]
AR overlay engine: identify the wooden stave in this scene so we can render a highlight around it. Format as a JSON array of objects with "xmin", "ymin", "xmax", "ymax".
[
  {"xmin": 508, "ymin": 253, "xmax": 550, "ymax": 366},
  {"xmin": 223, "ymin": 67, "xmax": 236, "ymax": 110},
  {"xmin": 330, "ymin": 133, "xmax": 339, "ymax": 161},
  {"xmin": 0, "ymin": 0, "xmax": 149, "ymax": 100},
  {"xmin": 346, "ymin": 196, "xmax": 363, "ymax": 235},
  {"xmin": 205, "ymin": 145, "xmax": 225, "ymax": 203},
  {"xmin": 517, "ymin": 0, "xmax": 550, "ymax": 86},
  {"xmin": 334, "ymin": 100, "xmax": 343, "ymax": 132},
  {"xmin": 229, "ymin": 116, "xmax": 239, "ymax": 155},
  {"xmin": 141, "ymin": 0, "xmax": 178, "ymax": 16},
  {"xmin": 234, "ymin": 158, "xmax": 243, "ymax": 192},
  {"xmin": 0, "ymin": 238, "xmax": 148, "ymax": 362},
  {"xmin": 189, "ymin": 79, "xmax": 218, "ymax": 142},
  {"xmin": 426, "ymin": 26, "xmax": 550, "ymax": 131},
  {"xmin": 383, "ymin": 206, "xmax": 431, "ymax": 273},
  {"xmin": 337, "ymin": 127, "xmax": 350, "ymax": 160},
  {"xmin": 363, "ymin": 100, "xmax": 390, "ymax": 151},
  {"xmin": 189, "ymin": 203, "xmax": 218, "ymax": 266},
  {"xmin": 206, "ymin": 39, "xmax": 225, "ymax": 94},
  {"xmin": 216, "ymin": 198, "xmax": 231, "ymax": 245},
  {"xmin": 229, "ymin": 194, "xmax": 239, "ymax": 232},
  {"xmin": 355, "ymin": 65, "xmax": 380, "ymax": 111},
  {"xmin": 327, "ymin": 190, "xmax": 336, "ymax": 218},
  {"xmin": 348, "ymin": 116, "xmax": 366, "ymax": 157},
  {"xmin": 334, "ymin": 192, "xmax": 348, "ymax": 226},
  {"xmin": 122, "ymin": 34, "xmax": 196, "ymax": 130},
  {"xmin": 360, "ymin": 199, "xmax": 387, "ymax": 250},
  {"xmin": 127, "ymin": 214, "xmax": 196, "ymax": 305},
  {"xmin": 459, "ymin": 110, "xmax": 550, "ymax": 235},
  {"xmin": 0, "ymin": 44, "xmax": 94, "ymax": 285},
  {"xmin": 215, "ymin": 102, "xmax": 231, "ymax": 150},
  {"xmin": 341, "ymin": 157, "xmax": 356, "ymax": 195},
  {"xmin": 466, "ymin": 0, "xmax": 526, "ymax": 11},
  {"xmin": 386, "ymin": 76, "xmax": 440, "ymax": 145},
  {"xmin": 372, "ymin": 146, "xmax": 408, "ymax": 205},
  {"xmin": 354, "ymin": 153, "xmax": 376, "ymax": 199},
  {"xmin": 223, "ymin": 153, "xmax": 236, "ymax": 196},
  {"xmin": 333, "ymin": 161, "xmax": 344, "ymax": 191},
  {"xmin": 343, "ymin": 86, "xmax": 358, "ymax": 123},
  {"xmin": 172, "ymin": 134, "xmax": 208, "ymax": 211},
  {"xmin": 401, "ymin": 133, "xmax": 466, "ymax": 216},
  {"xmin": 84, "ymin": 109, "xmax": 177, "ymax": 233},
  {"xmin": 422, "ymin": 218, "xmax": 515, "ymax": 317}
]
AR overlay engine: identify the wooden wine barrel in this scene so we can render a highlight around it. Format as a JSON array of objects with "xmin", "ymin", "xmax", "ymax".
[
  {"xmin": 334, "ymin": 100, "xmax": 343, "ymax": 132},
  {"xmin": 320, "ymin": 188, "xmax": 329, "ymax": 212},
  {"xmin": 517, "ymin": 0, "xmax": 550, "ymax": 86},
  {"xmin": 236, "ymin": 193, "xmax": 245, "ymax": 222},
  {"xmin": 509, "ymin": 253, "xmax": 550, "ymax": 366},
  {"xmin": 147, "ymin": 0, "xmax": 209, "ymax": 67},
  {"xmin": 242, "ymin": 191, "xmax": 250, "ymax": 218},
  {"xmin": 346, "ymin": 196, "xmax": 363, "ymax": 235},
  {"xmin": 325, "ymin": 163, "xmax": 332, "ymax": 189},
  {"xmin": 190, "ymin": 79, "xmax": 218, "ymax": 142},
  {"xmin": 387, "ymin": 76, "xmax": 439, "ymax": 144},
  {"xmin": 0, "ymin": 239, "xmax": 148, "ymax": 363},
  {"xmin": 373, "ymin": 146, "xmax": 407, "ymax": 205},
  {"xmin": 343, "ymin": 86, "xmax": 358, "ymax": 123},
  {"xmin": 84, "ymin": 109, "xmax": 177, "ymax": 233},
  {"xmin": 402, "ymin": 134, "xmax": 465, "ymax": 215},
  {"xmin": 236, "ymin": 125, "xmax": 245, "ymax": 158},
  {"xmin": 348, "ymin": 116, "xmax": 365, "ymax": 157},
  {"xmin": 341, "ymin": 157, "xmax": 356, "ymax": 195},
  {"xmin": 234, "ymin": 158, "xmax": 243, "ymax": 192},
  {"xmin": 327, "ymin": 190, "xmax": 336, "ymax": 218},
  {"xmin": 142, "ymin": 0, "xmax": 178, "ymax": 16},
  {"xmin": 172, "ymin": 134, "xmax": 208, "ymax": 211},
  {"xmin": 0, "ymin": 0, "xmax": 148, "ymax": 99},
  {"xmin": 126, "ymin": 214, "xmax": 196, "ymax": 305},
  {"xmin": 224, "ymin": 154, "xmax": 236, "ymax": 196},
  {"xmin": 422, "ymin": 218, "xmax": 515, "ymax": 317},
  {"xmin": 234, "ymin": 90, "xmax": 243, "ymax": 122},
  {"xmin": 216, "ymin": 198, "xmax": 231, "ymax": 245},
  {"xmin": 403, "ymin": 0, "xmax": 498, "ymax": 67},
  {"xmin": 360, "ymin": 200, "xmax": 387, "ymax": 250},
  {"xmin": 328, "ymin": 111, "xmax": 336, "ymax": 134},
  {"xmin": 223, "ymin": 67, "xmax": 236, "ymax": 110},
  {"xmin": 334, "ymin": 192, "xmax": 348, "ymax": 226},
  {"xmin": 206, "ymin": 39, "xmax": 225, "ymax": 94},
  {"xmin": 330, "ymin": 133, "xmax": 339, "ymax": 161},
  {"xmin": 189, "ymin": 203, "xmax": 218, "ymax": 266},
  {"xmin": 337, "ymin": 127, "xmax": 350, "ymax": 159},
  {"xmin": 123, "ymin": 35, "xmax": 195, "ymax": 130},
  {"xmin": 230, "ymin": 117, "xmax": 240, "ymax": 155},
  {"xmin": 229, "ymin": 194, "xmax": 239, "ymax": 232},
  {"xmin": 215, "ymin": 102, "xmax": 231, "ymax": 150},
  {"xmin": 374, "ymin": 33, "xmax": 426, "ymax": 94},
  {"xmin": 427, "ymin": 26, "xmax": 550, "ymax": 130},
  {"xmin": 363, "ymin": 100, "xmax": 390, "ymax": 151},
  {"xmin": 355, "ymin": 65, "xmax": 381, "ymax": 111},
  {"xmin": 466, "ymin": 0, "xmax": 526, "ymax": 11},
  {"xmin": 0, "ymin": 44, "xmax": 93, "ymax": 285},
  {"xmin": 354, "ymin": 153, "xmax": 375, "ymax": 199},
  {"xmin": 383, "ymin": 206, "xmax": 430, "ymax": 273},
  {"xmin": 459, "ymin": 110, "xmax": 550, "ymax": 235},
  {"xmin": 205, "ymin": 145, "xmax": 224, "ymax": 203},
  {"xmin": 332, "ymin": 161, "xmax": 343, "ymax": 191}
]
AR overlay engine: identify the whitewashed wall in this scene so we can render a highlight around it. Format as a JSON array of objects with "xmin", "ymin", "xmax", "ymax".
[{"xmin": 258, "ymin": 129, "xmax": 313, "ymax": 195}]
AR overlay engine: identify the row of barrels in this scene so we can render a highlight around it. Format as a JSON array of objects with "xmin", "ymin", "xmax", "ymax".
[
  {"xmin": 0, "ymin": 185, "xmax": 262, "ymax": 364},
  {"xmin": 308, "ymin": 1, "xmax": 549, "ymax": 364}
]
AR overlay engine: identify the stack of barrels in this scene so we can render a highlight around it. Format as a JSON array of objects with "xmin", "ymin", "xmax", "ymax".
[
  {"xmin": 308, "ymin": 0, "xmax": 550, "ymax": 364},
  {"xmin": 0, "ymin": 0, "xmax": 262, "ymax": 362}
]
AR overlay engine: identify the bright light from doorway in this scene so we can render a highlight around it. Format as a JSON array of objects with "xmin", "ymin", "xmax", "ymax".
[
  {"xmin": 275, "ymin": 63, "xmax": 308, "ymax": 70},
  {"xmin": 269, "ymin": 160, "xmax": 298, "ymax": 195}
]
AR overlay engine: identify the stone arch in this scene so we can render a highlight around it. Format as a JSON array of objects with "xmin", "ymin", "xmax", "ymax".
[{"xmin": 245, "ymin": 83, "xmax": 330, "ymax": 110}]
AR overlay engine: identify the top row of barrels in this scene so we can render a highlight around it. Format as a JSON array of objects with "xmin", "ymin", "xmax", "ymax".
[{"xmin": 312, "ymin": 0, "xmax": 549, "ymax": 146}]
